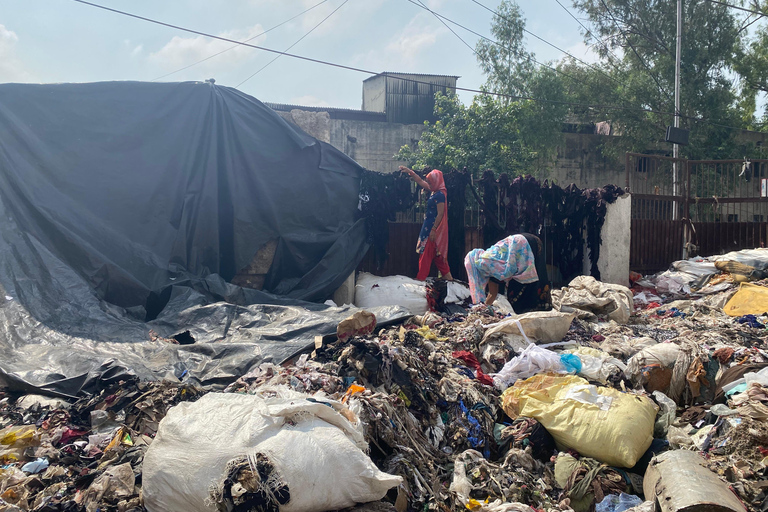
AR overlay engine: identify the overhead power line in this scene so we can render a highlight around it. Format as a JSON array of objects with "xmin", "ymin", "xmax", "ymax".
[
  {"xmin": 152, "ymin": 0, "xmax": 331, "ymax": 81},
  {"xmin": 595, "ymin": 0, "xmax": 673, "ymax": 100},
  {"xmin": 549, "ymin": 0, "xmax": 624, "ymax": 69},
  {"xmin": 403, "ymin": 0, "xmax": 584, "ymax": 88},
  {"xmin": 466, "ymin": 0, "xmax": 624, "ymax": 87},
  {"xmin": 68, "ymin": 0, "xmax": 749, "ymax": 133},
  {"xmin": 702, "ymin": 0, "xmax": 767, "ymax": 17},
  {"xmin": 235, "ymin": 0, "xmax": 350, "ymax": 88},
  {"xmin": 413, "ymin": 0, "xmax": 478, "ymax": 55}
]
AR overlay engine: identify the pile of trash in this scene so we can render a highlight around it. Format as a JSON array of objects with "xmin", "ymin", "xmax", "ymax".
[{"xmin": 4, "ymin": 255, "xmax": 768, "ymax": 512}]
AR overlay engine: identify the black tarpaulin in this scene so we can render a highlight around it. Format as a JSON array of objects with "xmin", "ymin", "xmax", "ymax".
[{"xmin": 0, "ymin": 81, "xmax": 407, "ymax": 397}]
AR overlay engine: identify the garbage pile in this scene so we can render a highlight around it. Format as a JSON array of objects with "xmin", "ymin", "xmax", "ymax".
[
  {"xmin": 0, "ymin": 381, "xmax": 202, "ymax": 511},
  {"xmin": 3, "ymin": 258, "xmax": 768, "ymax": 512}
]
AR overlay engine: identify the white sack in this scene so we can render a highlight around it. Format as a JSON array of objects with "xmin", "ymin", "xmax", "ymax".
[
  {"xmin": 354, "ymin": 272, "xmax": 428, "ymax": 316},
  {"xmin": 143, "ymin": 392, "xmax": 401, "ymax": 512}
]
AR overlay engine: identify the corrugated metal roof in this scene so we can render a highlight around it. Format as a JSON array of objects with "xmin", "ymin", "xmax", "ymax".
[{"xmin": 363, "ymin": 72, "xmax": 461, "ymax": 83}]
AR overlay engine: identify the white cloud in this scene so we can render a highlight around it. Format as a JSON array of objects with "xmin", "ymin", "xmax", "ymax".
[
  {"xmin": 385, "ymin": 31, "xmax": 439, "ymax": 65},
  {"xmin": 149, "ymin": 24, "xmax": 267, "ymax": 70},
  {"xmin": 131, "ymin": 44, "xmax": 143, "ymax": 57},
  {"xmin": 0, "ymin": 24, "xmax": 33, "ymax": 83},
  {"xmin": 351, "ymin": 14, "xmax": 444, "ymax": 69},
  {"xmin": 291, "ymin": 95, "xmax": 330, "ymax": 107}
]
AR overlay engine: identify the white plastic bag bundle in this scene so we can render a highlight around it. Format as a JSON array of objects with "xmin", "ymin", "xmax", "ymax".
[
  {"xmin": 354, "ymin": 272, "xmax": 428, "ymax": 315},
  {"xmin": 143, "ymin": 392, "xmax": 401, "ymax": 512},
  {"xmin": 492, "ymin": 344, "xmax": 566, "ymax": 390}
]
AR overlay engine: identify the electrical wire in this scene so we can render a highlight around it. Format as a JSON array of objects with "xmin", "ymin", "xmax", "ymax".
[
  {"xmin": 550, "ymin": 0, "xmax": 624, "ymax": 69},
  {"xmin": 403, "ymin": 0, "xmax": 585, "ymax": 87},
  {"xmin": 67, "ymin": 0, "xmax": 750, "ymax": 133},
  {"xmin": 702, "ymin": 0, "xmax": 767, "ymax": 17},
  {"xmin": 596, "ymin": 0, "xmax": 672, "ymax": 100},
  {"xmin": 413, "ymin": 0, "xmax": 479, "ymax": 55},
  {"xmin": 467, "ymin": 0, "xmax": 624, "ymax": 87},
  {"xmin": 152, "ymin": 0, "xmax": 331, "ymax": 81},
  {"xmin": 235, "ymin": 0, "xmax": 350, "ymax": 88}
]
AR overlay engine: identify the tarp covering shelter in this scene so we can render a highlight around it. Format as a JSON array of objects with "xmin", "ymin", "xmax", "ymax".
[{"xmin": 0, "ymin": 81, "xmax": 405, "ymax": 397}]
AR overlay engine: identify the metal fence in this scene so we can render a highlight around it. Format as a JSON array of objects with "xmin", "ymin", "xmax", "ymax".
[{"xmin": 626, "ymin": 153, "xmax": 768, "ymax": 273}]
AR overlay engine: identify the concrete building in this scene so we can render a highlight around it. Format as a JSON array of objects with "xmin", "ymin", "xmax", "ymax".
[
  {"xmin": 267, "ymin": 73, "xmax": 768, "ymax": 194},
  {"xmin": 267, "ymin": 72, "xmax": 458, "ymax": 174}
]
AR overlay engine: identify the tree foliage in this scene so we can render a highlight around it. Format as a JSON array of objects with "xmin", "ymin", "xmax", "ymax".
[
  {"xmin": 570, "ymin": 0, "xmax": 748, "ymax": 159},
  {"xmin": 400, "ymin": 0, "xmax": 768, "ymax": 177},
  {"xmin": 399, "ymin": 1, "xmax": 567, "ymax": 174},
  {"xmin": 735, "ymin": 0, "xmax": 768, "ymax": 128}
]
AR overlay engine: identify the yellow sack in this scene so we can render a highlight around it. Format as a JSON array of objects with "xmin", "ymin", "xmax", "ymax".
[
  {"xmin": 501, "ymin": 374, "xmax": 657, "ymax": 467},
  {"xmin": 723, "ymin": 283, "xmax": 768, "ymax": 317}
]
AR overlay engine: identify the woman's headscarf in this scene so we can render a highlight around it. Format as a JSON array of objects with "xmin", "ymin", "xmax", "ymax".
[{"xmin": 426, "ymin": 169, "xmax": 447, "ymax": 197}]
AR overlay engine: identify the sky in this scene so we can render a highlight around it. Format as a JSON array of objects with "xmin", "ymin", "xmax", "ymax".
[{"xmin": 0, "ymin": 0, "xmax": 601, "ymax": 109}]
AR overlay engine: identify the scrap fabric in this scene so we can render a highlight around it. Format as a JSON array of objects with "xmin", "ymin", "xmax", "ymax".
[{"xmin": 465, "ymin": 234, "xmax": 539, "ymax": 304}]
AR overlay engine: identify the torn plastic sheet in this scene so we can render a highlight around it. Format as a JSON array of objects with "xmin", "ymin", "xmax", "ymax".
[
  {"xmin": 0, "ymin": 261, "xmax": 409, "ymax": 398},
  {"xmin": 0, "ymin": 81, "xmax": 410, "ymax": 398},
  {"xmin": 0, "ymin": 209, "xmax": 408, "ymax": 397}
]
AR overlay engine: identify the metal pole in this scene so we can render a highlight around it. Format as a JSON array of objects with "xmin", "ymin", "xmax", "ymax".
[{"xmin": 673, "ymin": 0, "xmax": 682, "ymax": 218}]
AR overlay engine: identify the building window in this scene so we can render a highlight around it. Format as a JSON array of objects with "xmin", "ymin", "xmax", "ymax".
[
  {"xmin": 635, "ymin": 157, "xmax": 650, "ymax": 173},
  {"xmin": 753, "ymin": 162, "xmax": 764, "ymax": 178},
  {"xmin": 728, "ymin": 214, "xmax": 739, "ymax": 222},
  {"xmin": 755, "ymin": 215, "xmax": 765, "ymax": 223}
]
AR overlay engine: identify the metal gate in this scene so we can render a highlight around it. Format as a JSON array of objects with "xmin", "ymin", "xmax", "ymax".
[{"xmin": 626, "ymin": 153, "xmax": 768, "ymax": 273}]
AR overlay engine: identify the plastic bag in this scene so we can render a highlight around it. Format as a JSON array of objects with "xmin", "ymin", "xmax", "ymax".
[
  {"xmin": 625, "ymin": 343, "xmax": 681, "ymax": 385},
  {"xmin": 666, "ymin": 425, "xmax": 693, "ymax": 449},
  {"xmin": 600, "ymin": 336, "xmax": 657, "ymax": 360},
  {"xmin": 560, "ymin": 354, "xmax": 582, "ymax": 374},
  {"xmin": 501, "ymin": 374, "xmax": 658, "ymax": 467},
  {"xmin": 143, "ymin": 391, "xmax": 401, "ymax": 512},
  {"xmin": 745, "ymin": 367, "xmax": 768, "ymax": 387},
  {"xmin": 595, "ymin": 494, "xmax": 644, "ymax": 512},
  {"xmin": 354, "ymin": 273, "xmax": 428, "ymax": 316},
  {"xmin": 551, "ymin": 276, "xmax": 633, "ymax": 324},
  {"xmin": 492, "ymin": 344, "xmax": 566, "ymax": 390}
]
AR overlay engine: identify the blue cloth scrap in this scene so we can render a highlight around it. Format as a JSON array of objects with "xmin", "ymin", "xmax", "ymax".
[
  {"xmin": 738, "ymin": 314, "xmax": 765, "ymax": 329},
  {"xmin": 21, "ymin": 458, "xmax": 49, "ymax": 474},
  {"xmin": 459, "ymin": 399, "xmax": 489, "ymax": 457}
]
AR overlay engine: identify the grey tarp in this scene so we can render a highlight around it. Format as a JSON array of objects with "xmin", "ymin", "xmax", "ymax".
[{"xmin": 0, "ymin": 81, "xmax": 407, "ymax": 397}]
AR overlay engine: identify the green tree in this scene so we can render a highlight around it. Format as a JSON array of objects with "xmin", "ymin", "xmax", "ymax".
[
  {"xmin": 399, "ymin": 89, "xmax": 564, "ymax": 175},
  {"xmin": 570, "ymin": 0, "xmax": 749, "ymax": 159},
  {"xmin": 734, "ymin": 0, "xmax": 768, "ymax": 129},
  {"xmin": 399, "ymin": 0, "xmax": 567, "ymax": 175},
  {"xmin": 401, "ymin": 0, "xmax": 762, "ymax": 176}
]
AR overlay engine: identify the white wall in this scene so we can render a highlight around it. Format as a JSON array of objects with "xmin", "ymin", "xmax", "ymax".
[
  {"xmin": 598, "ymin": 194, "xmax": 631, "ymax": 287},
  {"xmin": 581, "ymin": 194, "xmax": 631, "ymax": 286}
]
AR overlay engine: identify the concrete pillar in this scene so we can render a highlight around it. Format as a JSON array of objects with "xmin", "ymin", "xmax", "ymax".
[
  {"xmin": 333, "ymin": 271, "xmax": 356, "ymax": 306},
  {"xmin": 598, "ymin": 194, "xmax": 631, "ymax": 287}
]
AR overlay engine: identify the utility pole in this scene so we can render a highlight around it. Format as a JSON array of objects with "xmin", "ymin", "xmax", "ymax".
[{"xmin": 673, "ymin": 0, "xmax": 682, "ymax": 217}]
